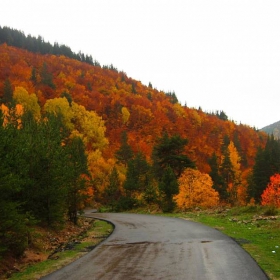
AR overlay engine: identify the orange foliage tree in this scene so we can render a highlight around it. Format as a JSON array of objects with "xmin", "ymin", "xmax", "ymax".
[
  {"xmin": 175, "ymin": 168, "xmax": 219, "ymax": 210},
  {"xmin": 261, "ymin": 174, "xmax": 280, "ymax": 208},
  {"xmin": 227, "ymin": 141, "xmax": 242, "ymax": 205}
]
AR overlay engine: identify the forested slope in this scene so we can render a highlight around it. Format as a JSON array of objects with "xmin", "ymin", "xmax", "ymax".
[
  {"xmin": 0, "ymin": 43, "xmax": 266, "ymax": 168},
  {"xmin": 0, "ymin": 42, "xmax": 268, "ymax": 202}
]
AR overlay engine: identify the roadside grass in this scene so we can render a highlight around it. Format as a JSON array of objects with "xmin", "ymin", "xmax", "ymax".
[
  {"xmin": 164, "ymin": 206, "xmax": 280, "ymax": 280},
  {"xmin": 8, "ymin": 219, "xmax": 113, "ymax": 280}
]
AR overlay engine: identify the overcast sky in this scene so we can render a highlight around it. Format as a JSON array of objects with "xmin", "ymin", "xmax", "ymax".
[{"xmin": 2, "ymin": 0, "xmax": 280, "ymax": 128}]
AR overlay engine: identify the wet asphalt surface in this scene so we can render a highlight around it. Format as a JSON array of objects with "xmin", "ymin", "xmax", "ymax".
[{"xmin": 42, "ymin": 211, "xmax": 268, "ymax": 280}]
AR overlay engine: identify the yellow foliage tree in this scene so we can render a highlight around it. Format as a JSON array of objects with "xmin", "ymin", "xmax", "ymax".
[
  {"xmin": 173, "ymin": 103, "xmax": 186, "ymax": 118},
  {"xmin": 13, "ymin": 87, "xmax": 41, "ymax": 120},
  {"xmin": 43, "ymin": 97, "xmax": 110, "ymax": 201},
  {"xmin": 71, "ymin": 102, "xmax": 108, "ymax": 151},
  {"xmin": 175, "ymin": 168, "xmax": 219, "ymax": 210},
  {"xmin": 44, "ymin": 97, "xmax": 74, "ymax": 130},
  {"xmin": 44, "ymin": 98, "xmax": 108, "ymax": 151},
  {"xmin": 121, "ymin": 106, "xmax": 130, "ymax": 124}
]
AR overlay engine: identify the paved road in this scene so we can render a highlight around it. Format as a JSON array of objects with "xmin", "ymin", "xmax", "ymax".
[{"xmin": 42, "ymin": 211, "xmax": 268, "ymax": 280}]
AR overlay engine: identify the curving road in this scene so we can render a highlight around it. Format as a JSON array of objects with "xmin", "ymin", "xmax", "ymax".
[{"xmin": 42, "ymin": 211, "xmax": 268, "ymax": 280}]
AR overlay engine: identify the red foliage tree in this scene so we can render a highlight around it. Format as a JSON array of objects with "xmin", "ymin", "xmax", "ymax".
[{"xmin": 261, "ymin": 173, "xmax": 280, "ymax": 208}]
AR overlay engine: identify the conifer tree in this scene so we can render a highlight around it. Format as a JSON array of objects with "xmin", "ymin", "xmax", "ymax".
[
  {"xmin": 40, "ymin": 62, "xmax": 55, "ymax": 89},
  {"xmin": 0, "ymin": 111, "xmax": 29, "ymax": 257},
  {"xmin": 65, "ymin": 136, "xmax": 90, "ymax": 224},
  {"xmin": 115, "ymin": 131, "xmax": 133, "ymax": 166},
  {"xmin": 248, "ymin": 135, "xmax": 280, "ymax": 203},
  {"xmin": 158, "ymin": 166, "xmax": 179, "ymax": 212},
  {"xmin": 1, "ymin": 78, "xmax": 13, "ymax": 106},
  {"xmin": 30, "ymin": 67, "xmax": 37, "ymax": 84},
  {"xmin": 208, "ymin": 152, "xmax": 225, "ymax": 200},
  {"xmin": 20, "ymin": 112, "xmax": 69, "ymax": 226},
  {"xmin": 123, "ymin": 152, "xmax": 150, "ymax": 198},
  {"xmin": 104, "ymin": 167, "xmax": 121, "ymax": 211},
  {"xmin": 152, "ymin": 131, "xmax": 195, "ymax": 179}
]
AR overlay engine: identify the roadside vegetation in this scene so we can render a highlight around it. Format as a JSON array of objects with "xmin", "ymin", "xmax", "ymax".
[
  {"xmin": 160, "ymin": 206, "xmax": 280, "ymax": 280},
  {"xmin": 2, "ymin": 219, "xmax": 113, "ymax": 280}
]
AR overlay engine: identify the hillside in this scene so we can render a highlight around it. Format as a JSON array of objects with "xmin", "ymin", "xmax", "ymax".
[
  {"xmin": 261, "ymin": 120, "xmax": 280, "ymax": 140},
  {"xmin": 0, "ymin": 43, "xmax": 267, "ymax": 168}
]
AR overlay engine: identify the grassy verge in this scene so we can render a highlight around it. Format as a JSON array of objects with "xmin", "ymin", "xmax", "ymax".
[
  {"xmin": 8, "ymin": 219, "xmax": 113, "ymax": 280},
  {"xmin": 165, "ymin": 206, "xmax": 280, "ymax": 280}
]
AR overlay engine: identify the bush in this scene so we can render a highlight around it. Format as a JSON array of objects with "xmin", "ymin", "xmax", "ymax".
[
  {"xmin": 116, "ymin": 196, "xmax": 139, "ymax": 211},
  {"xmin": 263, "ymin": 206, "xmax": 278, "ymax": 216}
]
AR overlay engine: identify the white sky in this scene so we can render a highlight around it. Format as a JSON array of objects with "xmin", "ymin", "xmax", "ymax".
[{"xmin": 2, "ymin": 0, "xmax": 280, "ymax": 128}]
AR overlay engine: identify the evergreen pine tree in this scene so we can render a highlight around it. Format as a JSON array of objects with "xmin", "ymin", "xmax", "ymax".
[
  {"xmin": 65, "ymin": 136, "xmax": 90, "ymax": 224},
  {"xmin": 2, "ymin": 78, "xmax": 13, "ymax": 106},
  {"xmin": 159, "ymin": 166, "xmax": 179, "ymax": 212},
  {"xmin": 20, "ymin": 112, "xmax": 69, "ymax": 226},
  {"xmin": 40, "ymin": 62, "xmax": 55, "ymax": 89},
  {"xmin": 0, "ymin": 111, "xmax": 30, "ymax": 257},
  {"xmin": 208, "ymin": 152, "xmax": 225, "ymax": 200},
  {"xmin": 115, "ymin": 131, "xmax": 134, "ymax": 166},
  {"xmin": 104, "ymin": 167, "xmax": 121, "ymax": 211},
  {"xmin": 248, "ymin": 135, "xmax": 280, "ymax": 203},
  {"xmin": 152, "ymin": 131, "xmax": 195, "ymax": 179},
  {"xmin": 123, "ymin": 152, "xmax": 150, "ymax": 198},
  {"xmin": 30, "ymin": 67, "xmax": 37, "ymax": 84}
]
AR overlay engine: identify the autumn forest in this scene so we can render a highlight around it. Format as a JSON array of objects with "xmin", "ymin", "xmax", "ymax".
[{"xmin": 1, "ymin": 26, "xmax": 280, "ymax": 259}]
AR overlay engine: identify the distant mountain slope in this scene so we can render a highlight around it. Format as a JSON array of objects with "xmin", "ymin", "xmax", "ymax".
[{"xmin": 261, "ymin": 121, "xmax": 280, "ymax": 139}]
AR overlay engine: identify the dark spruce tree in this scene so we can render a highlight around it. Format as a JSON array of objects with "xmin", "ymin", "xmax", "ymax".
[
  {"xmin": 248, "ymin": 135, "xmax": 280, "ymax": 203},
  {"xmin": 1, "ymin": 78, "xmax": 14, "ymax": 107},
  {"xmin": 158, "ymin": 166, "xmax": 179, "ymax": 212},
  {"xmin": 122, "ymin": 152, "xmax": 151, "ymax": 209},
  {"xmin": 152, "ymin": 131, "xmax": 195, "ymax": 179},
  {"xmin": 208, "ymin": 152, "xmax": 226, "ymax": 201},
  {"xmin": 115, "ymin": 131, "xmax": 134, "ymax": 166},
  {"xmin": 40, "ymin": 62, "xmax": 56, "ymax": 89},
  {"xmin": 0, "ymin": 111, "xmax": 30, "ymax": 257},
  {"xmin": 0, "ymin": 25, "xmax": 100, "ymax": 66},
  {"xmin": 65, "ymin": 136, "xmax": 90, "ymax": 224},
  {"xmin": 152, "ymin": 132, "xmax": 195, "ymax": 212},
  {"xmin": 19, "ymin": 112, "xmax": 69, "ymax": 226},
  {"xmin": 104, "ymin": 167, "xmax": 121, "ymax": 211}
]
